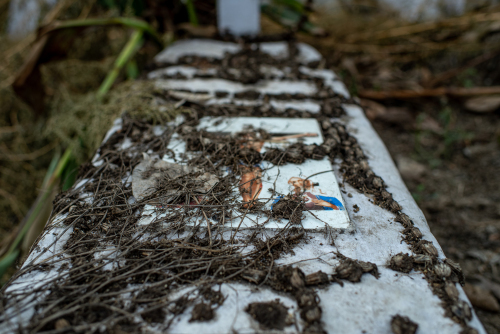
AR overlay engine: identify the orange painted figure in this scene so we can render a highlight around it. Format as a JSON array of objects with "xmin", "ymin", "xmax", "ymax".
[
  {"xmin": 239, "ymin": 165, "xmax": 263, "ymax": 208},
  {"xmin": 238, "ymin": 132, "xmax": 319, "ymax": 208}
]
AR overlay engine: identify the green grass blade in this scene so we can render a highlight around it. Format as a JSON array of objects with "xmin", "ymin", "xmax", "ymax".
[
  {"xmin": 41, "ymin": 151, "xmax": 61, "ymax": 189},
  {"xmin": 272, "ymin": 0, "xmax": 305, "ymax": 13},
  {"xmin": 97, "ymin": 29, "xmax": 144, "ymax": 100},
  {"xmin": 6, "ymin": 148, "xmax": 72, "ymax": 256},
  {"xmin": 185, "ymin": 0, "xmax": 199, "ymax": 26},
  {"xmin": 0, "ymin": 249, "xmax": 19, "ymax": 281}
]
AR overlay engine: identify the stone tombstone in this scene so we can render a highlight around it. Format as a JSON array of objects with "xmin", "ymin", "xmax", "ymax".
[{"xmin": 0, "ymin": 39, "xmax": 486, "ymax": 334}]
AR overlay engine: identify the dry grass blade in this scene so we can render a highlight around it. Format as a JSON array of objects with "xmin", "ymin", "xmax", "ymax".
[
  {"xmin": 359, "ymin": 86, "xmax": 500, "ymax": 100},
  {"xmin": 346, "ymin": 11, "xmax": 500, "ymax": 42}
]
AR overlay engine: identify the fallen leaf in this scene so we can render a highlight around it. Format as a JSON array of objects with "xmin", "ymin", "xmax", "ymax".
[
  {"xmin": 464, "ymin": 283, "xmax": 500, "ymax": 312},
  {"xmin": 13, "ymin": 25, "xmax": 82, "ymax": 115},
  {"xmin": 465, "ymin": 96, "xmax": 500, "ymax": 113},
  {"xmin": 418, "ymin": 115, "xmax": 443, "ymax": 134},
  {"xmin": 359, "ymin": 98, "xmax": 386, "ymax": 120},
  {"xmin": 360, "ymin": 99, "xmax": 413, "ymax": 127},
  {"xmin": 177, "ymin": 23, "xmax": 217, "ymax": 38},
  {"xmin": 475, "ymin": 275, "xmax": 500, "ymax": 301},
  {"xmin": 396, "ymin": 156, "xmax": 427, "ymax": 182},
  {"xmin": 379, "ymin": 107, "xmax": 413, "ymax": 126},
  {"xmin": 463, "ymin": 142, "xmax": 498, "ymax": 158}
]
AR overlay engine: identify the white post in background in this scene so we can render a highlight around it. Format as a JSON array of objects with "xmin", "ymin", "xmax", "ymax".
[{"xmin": 217, "ymin": 0, "xmax": 261, "ymax": 36}]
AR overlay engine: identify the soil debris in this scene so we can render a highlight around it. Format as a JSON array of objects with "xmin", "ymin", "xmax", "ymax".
[
  {"xmin": 305, "ymin": 271, "xmax": 330, "ymax": 286},
  {"xmin": 190, "ymin": 303, "xmax": 214, "ymax": 322},
  {"xmin": 391, "ymin": 314, "xmax": 418, "ymax": 334},
  {"xmin": 245, "ymin": 301, "xmax": 289, "ymax": 330},
  {"xmin": 0, "ymin": 34, "xmax": 480, "ymax": 334},
  {"xmin": 353, "ymin": 204, "xmax": 360, "ymax": 213},
  {"xmin": 271, "ymin": 196, "xmax": 305, "ymax": 224},
  {"xmin": 389, "ymin": 253, "xmax": 414, "ymax": 274},
  {"xmin": 142, "ymin": 307, "xmax": 167, "ymax": 324},
  {"xmin": 334, "ymin": 254, "xmax": 380, "ymax": 282},
  {"xmin": 241, "ymin": 269, "xmax": 267, "ymax": 284}
]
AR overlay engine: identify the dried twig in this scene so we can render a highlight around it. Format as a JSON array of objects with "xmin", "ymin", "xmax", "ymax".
[
  {"xmin": 359, "ymin": 86, "xmax": 500, "ymax": 100},
  {"xmin": 423, "ymin": 49, "xmax": 500, "ymax": 88},
  {"xmin": 347, "ymin": 11, "xmax": 500, "ymax": 42}
]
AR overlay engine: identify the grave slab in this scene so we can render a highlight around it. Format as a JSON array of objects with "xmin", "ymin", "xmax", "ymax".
[{"xmin": 0, "ymin": 39, "xmax": 486, "ymax": 334}]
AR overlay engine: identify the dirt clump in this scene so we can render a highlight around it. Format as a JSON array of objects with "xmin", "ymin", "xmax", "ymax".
[
  {"xmin": 142, "ymin": 307, "xmax": 167, "ymax": 324},
  {"xmin": 334, "ymin": 254, "xmax": 380, "ymax": 282},
  {"xmin": 262, "ymin": 266, "xmax": 325, "ymax": 332},
  {"xmin": 190, "ymin": 303, "xmax": 214, "ymax": 322},
  {"xmin": 305, "ymin": 271, "xmax": 330, "ymax": 286},
  {"xmin": 271, "ymin": 196, "xmax": 305, "ymax": 224},
  {"xmin": 389, "ymin": 253, "xmax": 414, "ymax": 274},
  {"xmin": 391, "ymin": 314, "xmax": 418, "ymax": 334},
  {"xmin": 245, "ymin": 301, "xmax": 289, "ymax": 330}
]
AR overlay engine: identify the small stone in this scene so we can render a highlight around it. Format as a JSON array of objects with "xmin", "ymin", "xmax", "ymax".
[
  {"xmin": 334, "ymin": 124, "xmax": 346, "ymax": 136},
  {"xmin": 327, "ymin": 127, "xmax": 339, "ymax": 138}
]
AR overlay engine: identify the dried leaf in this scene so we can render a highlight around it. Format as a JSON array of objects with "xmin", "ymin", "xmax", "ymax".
[{"xmin": 465, "ymin": 96, "xmax": 500, "ymax": 113}]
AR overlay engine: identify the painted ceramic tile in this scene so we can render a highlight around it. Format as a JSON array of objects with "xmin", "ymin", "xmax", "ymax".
[{"xmin": 139, "ymin": 117, "xmax": 350, "ymax": 230}]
